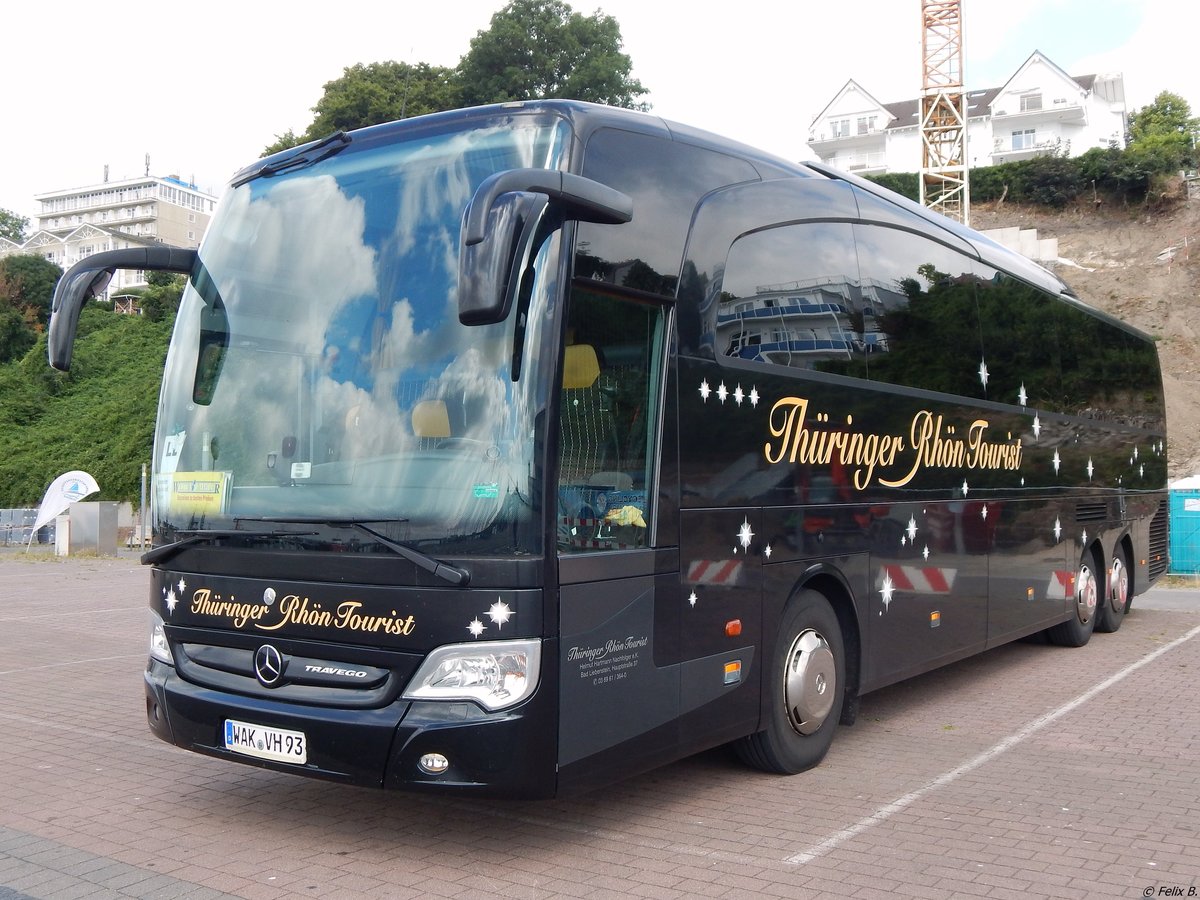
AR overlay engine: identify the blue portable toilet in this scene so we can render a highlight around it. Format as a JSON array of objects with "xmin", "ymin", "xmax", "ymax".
[{"xmin": 1169, "ymin": 476, "xmax": 1200, "ymax": 574}]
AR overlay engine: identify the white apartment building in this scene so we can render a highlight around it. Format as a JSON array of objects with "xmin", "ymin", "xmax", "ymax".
[
  {"xmin": 808, "ymin": 51, "xmax": 1127, "ymax": 175},
  {"xmin": 0, "ymin": 173, "xmax": 217, "ymax": 301}
]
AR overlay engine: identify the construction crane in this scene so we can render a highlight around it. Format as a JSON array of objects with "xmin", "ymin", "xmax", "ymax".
[{"xmin": 919, "ymin": 0, "xmax": 970, "ymax": 224}]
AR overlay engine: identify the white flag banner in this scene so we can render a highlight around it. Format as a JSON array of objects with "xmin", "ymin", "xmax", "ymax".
[{"xmin": 29, "ymin": 470, "xmax": 101, "ymax": 541}]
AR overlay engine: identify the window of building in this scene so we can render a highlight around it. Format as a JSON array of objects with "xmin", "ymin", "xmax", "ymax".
[
  {"xmin": 1012, "ymin": 129, "xmax": 1037, "ymax": 150},
  {"xmin": 831, "ymin": 119, "xmax": 850, "ymax": 138},
  {"xmin": 856, "ymin": 116, "xmax": 877, "ymax": 135},
  {"xmin": 1020, "ymin": 93, "xmax": 1042, "ymax": 112}
]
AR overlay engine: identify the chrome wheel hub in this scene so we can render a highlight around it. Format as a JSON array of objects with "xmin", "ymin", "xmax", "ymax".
[
  {"xmin": 1110, "ymin": 558, "xmax": 1129, "ymax": 613},
  {"xmin": 1076, "ymin": 563, "xmax": 1097, "ymax": 624},
  {"xmin": 784, "ymin": 629, "xmax": 836, "ymax": 735}
]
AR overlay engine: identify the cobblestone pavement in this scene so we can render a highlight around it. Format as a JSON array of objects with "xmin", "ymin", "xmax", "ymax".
[{"xmin": 1, "ymin": 553, "xmax": 1198, "ymax": 899}]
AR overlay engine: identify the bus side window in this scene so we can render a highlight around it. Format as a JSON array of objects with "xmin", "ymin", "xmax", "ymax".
[
  {"xmin": 557, "ymin": 289, "xmax": 665, "ymax": 553},
  {"xmin": 847, "ymin": 224, "xmax": 985, "ymax": 395},
  {"xmin": 718, "ymin": 222, "xmax": 862, "ymax": 373}
]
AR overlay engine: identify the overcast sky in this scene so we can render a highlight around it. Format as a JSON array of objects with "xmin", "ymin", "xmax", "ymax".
[{"xmin": 2, "ymin": 0, "xmax": 1195, "ymax": 224}]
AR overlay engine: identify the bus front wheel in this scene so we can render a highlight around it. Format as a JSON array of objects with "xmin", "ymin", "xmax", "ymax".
[{"xmin": 735, "ymin": 590, "xmax": 845, "ymax": 775}]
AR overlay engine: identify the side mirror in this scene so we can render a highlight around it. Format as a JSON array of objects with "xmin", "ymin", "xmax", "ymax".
[
  {"xmin": 458, "ymin": 168, "xmax": 632, "ymax": 326},
  {"xmin": 49, "ymin": 246, "xmax": 197, "ymax": 370},
  {"xmin": 458, "ymin": 190, "xmax": 549, "ymax": 326}
]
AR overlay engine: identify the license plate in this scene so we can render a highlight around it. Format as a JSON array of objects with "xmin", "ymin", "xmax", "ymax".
[{"xmin": 223, "ymin": 719, "xmax": 307, "ymax": 765}]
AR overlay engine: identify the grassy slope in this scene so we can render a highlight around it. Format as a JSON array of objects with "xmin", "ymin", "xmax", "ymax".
[{"xmin": 0, "ymin": 308, "xmax": 171, "ymax": 506}]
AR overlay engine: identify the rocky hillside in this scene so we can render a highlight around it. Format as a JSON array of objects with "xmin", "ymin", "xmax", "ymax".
[{"xmin": 971, "ymin": 192, "xmax": 1200, "ymax": 481}]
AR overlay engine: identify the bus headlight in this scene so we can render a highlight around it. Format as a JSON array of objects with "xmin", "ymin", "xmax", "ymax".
[
  {"xmin": 403, "ymin": 639, "xmax": 540, "ymax": 711},
  {"xmin": 149, "ymin": 610, "xmax": 174, "ymax": 665}
]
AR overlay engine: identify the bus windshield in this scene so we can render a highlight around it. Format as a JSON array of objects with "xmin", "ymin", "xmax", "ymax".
[{"xmin": 153, "ymin": 116, "xmax": 570, "ymax": 554}]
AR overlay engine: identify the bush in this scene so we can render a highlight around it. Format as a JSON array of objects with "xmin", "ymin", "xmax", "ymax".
[
  {"xmin": 868, "ymin": 141, "xmax": 1185, "ymax": 210},
  {"xmin": 865, "ymin": 172, "xmax": 919, "ymax": 202}
]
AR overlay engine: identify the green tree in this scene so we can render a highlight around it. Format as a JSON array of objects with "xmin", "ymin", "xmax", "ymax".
[
  {"xmin": 262, "ymin": 128, "xmax": 305, "ymax": 157},
  {"xmin": 1128, "ymin": 90, "xmax": 1198, "ymax": 168},
  {"xmin": 0, "ymin": 208, "xmax": 28, "ymax": 243},
  {"xmin": 263, "ymin": 62, "xmax": 460, "ymax": 155},
  {"xmin": 0, "ymin": 307, "xmax": 34, "ymax": 364},
  {"xmin": 457, "ymin": 0, "xmax": 647, "ymax": 109},
  {"xmin": 260, "ymin": 1, "xmax": 648, "ymax": 155},
  {"xmin": 309, "ymin": 62, "xmax": 460, "ymax": 134},
  {"xmin": 138, "ymin": 271, "xmax": 186, "ymax": 322},
  {"xmin": 0, "ymin": 254, "xmax": 62, "ymax": 329}
]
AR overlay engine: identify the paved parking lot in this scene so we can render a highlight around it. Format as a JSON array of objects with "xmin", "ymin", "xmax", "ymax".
[{"xmin": 1, "ymin": 552, "xmax": 1198, "ymax": 899}]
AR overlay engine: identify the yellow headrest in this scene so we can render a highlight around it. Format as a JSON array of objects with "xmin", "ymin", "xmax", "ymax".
[
  {"xmin": 563, "ymin": 344, "xmax": 600, "ymax": 390},
  {"xmin": 412, "ymin": 400, "xmax": 451, "ymax": 438}
]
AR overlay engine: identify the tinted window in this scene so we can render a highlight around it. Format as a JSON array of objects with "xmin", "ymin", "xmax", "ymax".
[
  {"xmin": 718, "ymin": 222, "xmax": 861, "ymax": 368},
  {"xmin": 1050, "ymin": 294, "xmax": 1165, "ymax": 426},
  {"xmin": 578, "ymin": 129, "xmax": 757, "ymax": 297},
  {"xmin": 830, "ymin": 224, "xmax": 986, "ymax": 396},
  {"xmin": 972, "ymin": 262, "xmax": 1064, "ymax": 409}
]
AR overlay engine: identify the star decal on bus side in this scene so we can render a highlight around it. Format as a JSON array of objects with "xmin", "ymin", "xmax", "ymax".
[
  {"xmin": 488, "ymin": 600, "xmax": 512, "ymax": 628},
  {"xmin": 165, "ymin": 589, "xmax": 178, "ymax": 615},
  {"xmin": 688, "ymin": 591, "xmax": 698, "ymax": 608},
  {"xmin": 1053, "ymin": 450, "xmax": 1061, "ymax": 474},
  {"xmin": 1086, "ymin": 458, "xmax": 1095, "ymax": 480},
  {"xmin": 1018, "ymin": 384, "xmax": 1028, "ymax": 407},
  {"xmin": 716, "ymin": 382, "xmax": 729, "ymax": 404},
  {"xmin": 880, "ymin": 572, "xmax": 895, "ymax": 611},
  {"xmin": 733, "ymin": 384, "xmax": 745, "ymax": 406},
  {"xmin": 978, "ymin": 360, "xmax": 989, "ymax": 389},
  {"xmin": 748, "ymin": 387, "xmax": 760, "ymax": 407},
  {"xmin": 906, "ymin": 516, "xmax": 918, "ymax": 542},
  {"xmin": 1032, "ymin": 414, "xmax": 1041, "ymax": 441},
  {"xmin": 467, "ymin": 618, "xmax": 486, "ymax": 638},
  {"xmin": 1054, "ymin": 518, "xmax": 1062, "ymax": 542},
  {"xmin": 736, "ymin": 518, "xmax": 754, "ymax": 550},
  {"xmin": 923, "ymin": 545, "xmax": 930, "ymax": 561},
  {"xmin": 699, "ymin": 379, "xmax": 711, "ymax": 402}
]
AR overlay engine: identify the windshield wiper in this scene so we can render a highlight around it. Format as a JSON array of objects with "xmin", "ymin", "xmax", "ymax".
[
  {"xmin": 141, "ymin": 528, "xmax": 318, "ymax": 567},
  {"xmin": 230, "ymin": 131, "xmax": 352, "ymax": 188},
  {"xmin": 247, "ymin": 517, "xmax": 472, "ymax": 587}
]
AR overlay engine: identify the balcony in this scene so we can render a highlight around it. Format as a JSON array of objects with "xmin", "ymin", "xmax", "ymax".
[
  {"xmin": 992, "ymin": 97, "xmax": 1087, "ymax": 127},
  {"xmin": 833, "ymin": 151, "xmax": 888, "ymax": 174}
]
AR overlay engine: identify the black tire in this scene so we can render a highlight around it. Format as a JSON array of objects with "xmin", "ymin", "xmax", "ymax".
[
  {"xmin": 1046, "ymin": 549, "xmax": 1100, "ymax": 647},
  {"xmin": 734, "ymin": 590, "xmax": 845, "ymax": 774},
  {"xmin": 1095, "ymin": 544, "xmax": 1130, "ymax": 633}
]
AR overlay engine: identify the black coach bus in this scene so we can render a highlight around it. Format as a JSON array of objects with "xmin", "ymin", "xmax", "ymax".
[{"xmin": 48, "ymin": 100, "xmax": 1168, "ymax": 798}]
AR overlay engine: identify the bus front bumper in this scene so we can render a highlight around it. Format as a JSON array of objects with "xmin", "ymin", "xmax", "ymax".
[{"xmin": 144, "ymin": 659, "xmax": 557, "ymax": 798}]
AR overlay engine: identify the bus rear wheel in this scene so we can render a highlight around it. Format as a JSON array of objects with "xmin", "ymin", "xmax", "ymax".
[
  {"xmin": 735, "ymin": 590, "xmax": 844, "ymax": 775},
  {"xmin": 1095, "ymin": 545, "xmax": 1130, "ymax": 633},
  {"xmin": 1046, "ymin": 550, "xmax": 1099, "ymax": 647}
]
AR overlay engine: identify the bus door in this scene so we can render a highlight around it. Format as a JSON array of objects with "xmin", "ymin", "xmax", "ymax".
[{"xmin": 555, "ymin": 285, "xmax": 681, "ymax": 785}]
